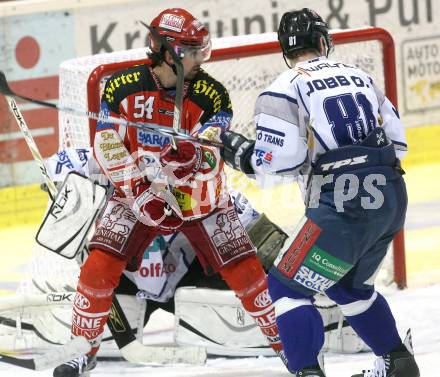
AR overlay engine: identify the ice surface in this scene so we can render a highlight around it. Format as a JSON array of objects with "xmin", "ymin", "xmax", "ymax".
[{"xmin": 0, "ymin": 284, "xmax": 438, "ymax": 376}]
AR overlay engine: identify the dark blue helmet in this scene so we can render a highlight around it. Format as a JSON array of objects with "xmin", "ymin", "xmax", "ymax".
[{"xmin": 278, "ymin": 8, "xmax": 333, "ymax": 59}]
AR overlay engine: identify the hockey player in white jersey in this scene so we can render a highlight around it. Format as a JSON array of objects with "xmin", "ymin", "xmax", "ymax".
[{"xmin": 221, "ymin": 8, "xmax": 419, "ymax": 377}]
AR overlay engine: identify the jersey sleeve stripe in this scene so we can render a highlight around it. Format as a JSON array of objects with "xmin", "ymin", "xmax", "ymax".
[
  {"xmin": 256, "ymin": 125, "xmax": 286, "ymax": 137},
  {"xmin": 259, "ymin": 91, "xmax": 298, "ymax": 105},
  {"xmin": 255, "ymin": 92, "xmax": 300, "ymax": 125}
]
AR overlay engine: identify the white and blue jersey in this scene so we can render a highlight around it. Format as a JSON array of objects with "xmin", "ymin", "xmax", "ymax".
[{"xmin": 251, "ymin": 56, "xmax": 407, "ymax": 196}]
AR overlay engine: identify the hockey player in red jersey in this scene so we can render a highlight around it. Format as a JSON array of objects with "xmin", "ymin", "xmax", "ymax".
[{"xmin": 53, "ymin": 8, "xmax": 284, "ymax": 377}]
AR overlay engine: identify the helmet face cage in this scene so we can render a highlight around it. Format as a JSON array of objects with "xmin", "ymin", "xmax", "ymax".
[{"xmin": 278, "ymin": 8, "xmax": 333, "ymax": 59}]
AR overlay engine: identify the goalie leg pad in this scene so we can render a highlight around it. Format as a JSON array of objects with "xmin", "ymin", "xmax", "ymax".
[
  {"xmin": 174, "ymin": 287, "xmax": 273, "ymax": 357},
  {"xmin": 72, "ymin": 249, "xmax": 126, "ymax": 355},
  {"xmin": 220, "ymin": 255, "xmax": 282, "ymax": 352}
]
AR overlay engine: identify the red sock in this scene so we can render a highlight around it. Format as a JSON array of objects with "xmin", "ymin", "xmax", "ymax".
[
  {"xmin": 220, "ymin": 255, "xmax": 283, "ymax": 352},
  {"xmin": 71, "ymin": 249, "xmax": 126, "ymax": 355}
]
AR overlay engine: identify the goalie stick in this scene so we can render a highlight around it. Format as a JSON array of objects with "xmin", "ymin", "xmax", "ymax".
[
  {"xmin": 5, "ymin": 96, "xmax": 58, "ymax": 198},
  {"xmin": 0, "ymin": 71, "xmax": 222, "ymax": 148},
  {"xmin": 0, "ymin": 335, "xmax": 90, "ymax": 371},
  {"xmin": 0, "ymin": 292, "xmax": 207, "ymax": 365},
  {"xmin": 2, "ymin": 101, "xmax": 205, "ymax": 366}
]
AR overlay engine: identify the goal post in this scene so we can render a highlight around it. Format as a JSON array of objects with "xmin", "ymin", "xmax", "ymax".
[{"xmin": 58, "ymin": 27, "xmax": 406, "ymax": 288}]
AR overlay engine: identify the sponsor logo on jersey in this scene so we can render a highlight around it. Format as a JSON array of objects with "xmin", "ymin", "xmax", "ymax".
[
  {"xmin": 74, "ymin": 293, "xmax": 91, "ymax": 310},
  {"xmin": 254, "ymin": 148, "xmax": 273, "ymax": 166},
  {"xmin": 140, "ymin": 153, "xmax": 158, "ymax": 167},
  {"xmin": 202, "ymin": 112, "xmax": 232, "ymax": 130},
  {"xmin": 73, "ymin": 311, "xmax": 103, "ymax": 331},
  {"xmin": 193, "ymin": 79, "xmax": 224, "ymax": 113},
  {"xmin": 293, "ymin": 265, "xmax": 336, "ymax": 292},
  {"xmin": 275, "ymin": 218, "xmax": 321, "ymax": 278},
  {"xmin": 138, "ymin": 130, "xmax": 171, "ymax": 147},
  {"xmin": 173, "ymin": 188, "xmax": 195, "ymax": 212},
  {"xmin": 254, "ymin": 289, "xmax": 272, "ymax": 308},
  {"xmin": 138, "ymin": 262, "xmax": 176, "ymax": 277},
  {"xmin": 261, "ymin": 133, "xmax": 285, "ymax": 147},
  {"xmin": 320, "ymin": 155, "xmax": 368, "ymax": 172},
  {"xmin": 77, "ymin": 148, "xmax": 90, "ymax": 166},
  {"xmin": 159, "ymin": 13, "xmax": 185, "ymax": 32},
  {"xmin": 198, "ymin": 126, "xmax": 222, "ymax": 143},
  {"xmin": 105, "ymin": 71, "xmax": 142, "ymax": 103},
  {"xmin": 251, "ymin": 306, "xmax": 277, "ymax": 330},
  {"xmin": 203, "ymin": 149, "xmax": 217, "ymax": 169},
  {"xmin": 211, "ymin": 210, "xmax": 253, "ymax": 261},
  {"xmin": 303, "ymin": 246, "xmax": 352, "ymax": 280},
  {"xmin": 55, "ymin": 150, "xmax": 75, "ymax": 174},
  {"xmin": 256, "ymin": 125, "xmax": 285, "ymax": 147}
]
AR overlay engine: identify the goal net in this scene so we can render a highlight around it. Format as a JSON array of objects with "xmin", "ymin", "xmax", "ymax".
[
  {"xmin": 16, "ymin": 28, "xmax": 404, "ymax": 299},
  {"xmin": 57, "ymin": 27, "xmax": 405, "ymax": 287}
]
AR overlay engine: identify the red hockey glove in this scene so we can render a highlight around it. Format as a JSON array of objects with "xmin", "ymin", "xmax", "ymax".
[
  {"xmin": 160, "ymin": 140, "xmax": 202, "ymax": 180},
  {"xmin": 131, "ymin": 182, "xmax": 183, "ymax": 233}
]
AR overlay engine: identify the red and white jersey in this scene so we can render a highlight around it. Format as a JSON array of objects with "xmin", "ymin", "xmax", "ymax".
[
  {"xmin": 251, "ymin": 56, "xmax": 407, "ymax": 192},
  {"xmin": 94, "ymin": 64, "xmax": 233, "ymax": 219}
]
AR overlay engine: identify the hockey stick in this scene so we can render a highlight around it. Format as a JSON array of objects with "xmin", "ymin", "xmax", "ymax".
[
  {"xmin": 0, "ymin": 336, "xmax": 90, "ymax": 370},
  {"xmin": 0, "ymin": 292, "xmax": 207, "ymax": 365},
  {"xmin": 5, "ymin": 96, "xmax": 58, "ymax": 197},
  {"xmin": 0, "ymin": 71, "xmax": 222, "ymax": 148},
  {"xmin": 141, "ymin": 21, "xmax": 185, "ymax": 142}
]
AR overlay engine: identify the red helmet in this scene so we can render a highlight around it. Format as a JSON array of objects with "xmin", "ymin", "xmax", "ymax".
[{"xmin": 149, "ymin": 8, "xmax": 211, "ymax": 61}]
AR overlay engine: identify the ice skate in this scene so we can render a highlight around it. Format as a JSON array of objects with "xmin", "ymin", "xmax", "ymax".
[
  {"xmin": 352, "ymin": 330, "xmax": 419, "ymax": 377},
  {"xmin": 53, "ymin": 354, "xmax": 97, "ymax": 377}
]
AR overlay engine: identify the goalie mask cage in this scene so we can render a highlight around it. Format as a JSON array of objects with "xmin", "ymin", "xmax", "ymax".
[{"xmin": 56, "ymin": 27, "xmax": 406, "ymax": 289}]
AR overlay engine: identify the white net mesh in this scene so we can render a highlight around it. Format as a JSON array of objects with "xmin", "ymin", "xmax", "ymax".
[{"xmin": 59, "ymin": 31, "xmax": 384, "ymax": 147}]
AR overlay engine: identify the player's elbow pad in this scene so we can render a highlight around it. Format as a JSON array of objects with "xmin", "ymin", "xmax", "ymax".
[{"xmin": 221, "ymin": 131, "xmax": 255, "ymax": 175}]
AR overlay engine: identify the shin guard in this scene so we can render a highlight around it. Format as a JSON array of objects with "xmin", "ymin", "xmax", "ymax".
[
  {"xmin": 72, "ymin": 249, "xmax": 126, "ymax": 355},
  {"xmin": 220, "ymin": 255, "xmax": 282, "ymax": 354}
]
